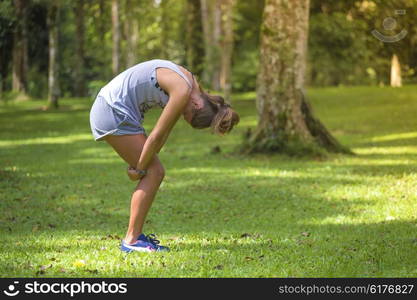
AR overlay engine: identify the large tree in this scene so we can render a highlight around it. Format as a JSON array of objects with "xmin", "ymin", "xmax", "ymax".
[
  {"xmin": 185, "ymin": 0, "xmax": 204, "ymax": 78},
  {"xmin": 219, "ymin": 0, "xmax": 234, "ymax": 102},
  {"xmin": 200, "ymin": 0, "xmax": 221, "ymax": 91},
  {"xmin": 124, "ymin": 0, "xmax": 139, "ymax": 68},
  {"xmin": 47, "ymin": 1, "xmax": 60, "ymax": 109},
  {"xmin": 245, "ymin": 0, "xmax": 348, "ymax": 154},
  {"xmin": 111, "ymin": 0, "xmax": 121, "ymax": 75},
  {"xmin": 73, "ymin": 0, "xmax": 85, "ymax": 96},
  {"xmin": 98, "ymin": 0, "xmax": 107, "ymax": 41},
  {"xmin": 200, "ymin": 0, "xmax": 235, "ymax": 98},
  {"xmin": 0, "ymin": 1, "xmax": 14, "ymax": 95},
  {"xmin": 12, "ymin": 0, "xmax": 29, "ymax": 94}
]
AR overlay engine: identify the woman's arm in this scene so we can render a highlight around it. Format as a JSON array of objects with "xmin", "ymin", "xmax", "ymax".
[
  {"xmin": 135, "ymin": 70, "xmax": 191, "ymax": 173},
  {"xmin": 155, "ymin": 130, "xmax": 170, "ymax": 154}
]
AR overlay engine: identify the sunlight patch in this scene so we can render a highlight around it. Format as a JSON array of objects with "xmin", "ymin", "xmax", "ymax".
[
  {"xmin": 370, "ymin": 132, "xmax": 417, "ymax": 142},
  {"xmin": 0, "ymin": 134, "xmax": 92, "ymax": 147},
  {"xmin": 68, "ymin": 158, "xmax": 120, "ymax": 164},
  {"xmin": 354, "ymin": 146, "xmax": 417, "ymax": 155}
]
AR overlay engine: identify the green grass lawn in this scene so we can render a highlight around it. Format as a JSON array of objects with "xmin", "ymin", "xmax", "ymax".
[{"xmin": 0, "ymin": 85, "xmax": 416, "ymax": 277}]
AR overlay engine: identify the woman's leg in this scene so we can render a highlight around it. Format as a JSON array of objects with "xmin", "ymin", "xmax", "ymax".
[{"xmin": 104, "ymin": 134, "xmax": 165, "ymax": 244}]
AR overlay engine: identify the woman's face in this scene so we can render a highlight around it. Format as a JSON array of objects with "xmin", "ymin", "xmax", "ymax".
[
  {"xmin": 183, "ymin": 101, "xmax": 193, "ymax": 124},
  {"xmin": 183, "ymin": 95, "xmax": 204, "ymax": 124}
]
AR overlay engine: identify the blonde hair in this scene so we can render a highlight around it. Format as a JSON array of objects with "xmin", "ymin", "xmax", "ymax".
[{"xmin": 191, "ymin": 92, "xmax": 240, "ymax": 135}]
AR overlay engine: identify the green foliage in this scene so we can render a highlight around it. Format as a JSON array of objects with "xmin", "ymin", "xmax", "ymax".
[
  {"xmin": 0, "ymin": 0, "xmax": 15, "ymax": 34},
  {"xmin": 27, "ymin": 68, "xmax": 48, "ymax": 99},
  {"xmin": 87, "ymin": 80, "xmax": 106, "ymax": 100},
  {"xmin": 0, "ymin": 90, "xmax": 20, "ymax": 102},
  {"xmin": 1, "ymin": 86, "xmax": 417, "ymax": 277},
  {"xmin": 104, "ymin": 0, "xmax": 187, "ymax": 66},
  {"xmin": 308, "ymin": 12, "xmax": 373, "ymax": 86},
  {"xmin": 232, "ymin": 0, "xmax": 264, "ymax": 92},
  {"xmin": 3, "ymin": 0, "xmax": 417, "ymax": 97},
  {"xmin": 309, "ymin": 0, "xmax": 417, "ymax": 86},
  {"xmin": 231, "ymin": 49, "xmax": 259, "ymax": 92}
]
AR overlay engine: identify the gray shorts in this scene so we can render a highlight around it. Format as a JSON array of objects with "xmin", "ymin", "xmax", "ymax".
[{"xmin": 89, "ymin": 96, "xmax": 146, "ymax": 141}]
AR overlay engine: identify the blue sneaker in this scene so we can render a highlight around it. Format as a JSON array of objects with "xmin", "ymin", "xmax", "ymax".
[
  {"xmin": 120, "ymin": 233, "xmax": 170, "ymax": 253},
  {"xmin": 139, "ymin": 233, "xmax": 170, "ymax": 252}
]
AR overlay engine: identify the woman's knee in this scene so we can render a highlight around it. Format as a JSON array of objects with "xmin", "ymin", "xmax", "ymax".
[{"xmin": 150, "ymin": 162, "xmax": 165, "ymax": 181}]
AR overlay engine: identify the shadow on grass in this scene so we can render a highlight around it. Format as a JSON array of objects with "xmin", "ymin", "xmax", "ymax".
[
  {"xmin": 2, "ymin": 219, "xmax": 415, "ymax": 277},
  {"xmin": 0, "ymin": 141, "xmax": 384, "ymax": 235},
  {"xmin": 0, "ymin": 106, "xmax": 92, "ymax": 141},
  {"xmin": 328, "ymin": 160, "xmax": 417, "ymax": 177},
  {"xmin": 1, "ymin": 105, "xmax": 416, "ymax": 276},
  {"xmin": 353, "ymin": 131, "xmax": 417, "ymax": 148}
]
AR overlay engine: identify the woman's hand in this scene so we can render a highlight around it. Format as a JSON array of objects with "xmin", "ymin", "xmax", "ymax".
[{"xmin": 127, "ymin": 166, "xmax": 141, "ymax": 181}]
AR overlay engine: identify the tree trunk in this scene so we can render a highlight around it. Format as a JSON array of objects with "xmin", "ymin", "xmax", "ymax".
[
  {"xmin": 200, "ymin": 0, "xmax": 221, "ymax": 90},
  {"xmin": 125, "ymin": 0, "xmax": 138, "ymax": 68},
  {"xmin": 0, "ymin": 46, "xmax": 3, "ymax": 97},
  {"xmin": 98, "ymin": 0, "xmax": 106, "ymax": 41},
  {"xmin": 73, "ymin": 0, "xmax": 85, "ymax": 96},
  {"xmin": 185, "ymin": 0, "xmax": 204, "ymax": 78},
  {"xmin": 160, "ymin": 0, "xmax": 169, "ymax": 59},
  {"xmin": 0, "ymin": 39, "xmax": 12, "ymax": 97},
  {"xmin": 390, "ymin": 54, "xmax": 402, "ymax": 87},
  {"xmin": 200, "ymin": 0, "xmax": 211, "ymax": 86},
  {"xmin": 211, "ymin": 0, "xmax": 221, "ymax": 90},
  {"xmin": 219, "ymin": 0, "xmax": 234, "ymax": 102},
  {"xmin": 47, "ymin": 2, "xmax": 60, "ymax": 109},
  {"xmin": 111, "ymin": 0, "xmax": 121, "ymax": 75},
  {"xmin": 245, "ymin": 0, "xmax": 349, "ymax": 155},
  {"xmin": 12, "ymin": 0, "xmax": 28, "ymax": 94}
]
